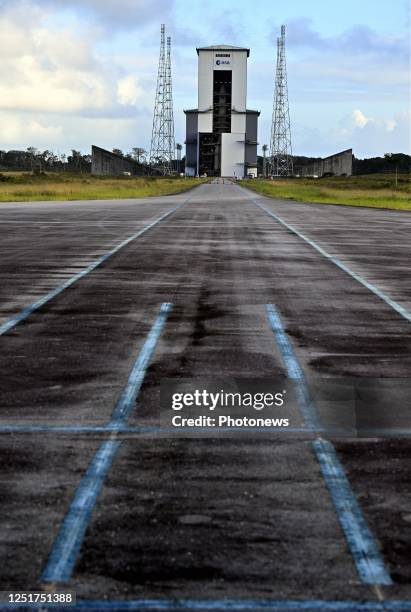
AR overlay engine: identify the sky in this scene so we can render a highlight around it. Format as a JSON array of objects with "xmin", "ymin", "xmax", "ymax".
[{"xmin": 0, "ymin": 0, "xmax": 409, "ymax": 159}]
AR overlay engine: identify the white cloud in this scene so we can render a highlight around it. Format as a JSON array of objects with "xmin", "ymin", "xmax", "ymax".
[
  {"xmin": 336, "ymin": 109, "xmax": 411, "ymax": 157},
  {"xmin": 0, "ymin": 2, "xmax": 156, "ymax": 119},
  {"xmin": 0, "ymin": 112, "xmax": 63, "ymax": 144},
  {"xmin": 117, "ymin": 75, "xmax": 143, "ymax": 106},
  {"xmin": 0, "ymin": 0, "xmax": 174, "ymax": 31},
  {"xmin": 352, "ymin": 109, "xmax": 370, "ymax": 128}
]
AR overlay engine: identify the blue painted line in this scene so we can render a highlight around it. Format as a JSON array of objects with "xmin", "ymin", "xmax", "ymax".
[
  {"xmin": 0, "ymin": 205, "xmax": 182, "ymax": 337},
  {"xmin": 265, "ymin": 303, "xmax": 392, "ymax": 585},
  {"xmin": 1, "ymin": 599, "xmax": 410, "ymax": 611},
  {"xmin": 0, "ymin": 425, "xmax": 161, "ymax": 433},
  {"xmin": 41, "ymin": 303, "xmax": 172, "ymax": 583},
  {"xmin": 253, "ymin": 197, "xmax": 411, "ymax": 325},
  {"xmin": 2, "ymin": 423, "xmax": 411, "ymax": 436},
  {"xmin": 313, "ymin": 438, "xmax": 393, "ymax": 585},
  {"xmin": 265, "ymin": 304, "xmax": 319, "ymax": 430},
  {"xmin": 110, "ymin": 302, "xmax": 173, "ymax": 427},
  {"xmin": 40, "ymin": 439, "xmax": 121, "ymax": 582},
  {"xmin": 3, "ymin": 424, "xmax": 411, "ymax": 436}
]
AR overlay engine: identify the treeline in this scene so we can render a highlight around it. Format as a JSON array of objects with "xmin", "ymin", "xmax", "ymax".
[
  {"xmin": 0, "ymin": 146, "xmax": 184, "ymax": 173},
  {"xmin": 353, "ymin": 153, "xmax": 410, "ymax": 175},
  {"xmin": 257, "ymin": 153, "xmax": 410, "ymax": 176},
  {"xmin": 0, "ymin": 148, "xmax": 92, "ymax": 172}
]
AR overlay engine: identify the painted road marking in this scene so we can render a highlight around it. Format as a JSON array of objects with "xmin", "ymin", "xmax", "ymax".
[
  {"xmin": 0, "ymin": 599, "xmax": 409, "ymax": 610},
  {"xmin": 314, "ymin": 438, "xmax": 393, "ymax": 586},
  {"xmin": 41, "ymin": 303, "xmax": 172, "ymax": 583},
  {"xmin": 40, "ymin": 440, "xmax": 121, "ymax": 582},
  {"xmin": 266, "ymin": 304, "xmax": 319, "ymax": 430},
  {"xmin": 0, "ymin": 205, "xmax": 183, "ymax": 337},
  {"xmin": 0, "ymin": 424, "xmax": 410, "ymax": 435},
  {"xmin": 251, "ymin": 195, "xmax": 411, "ymax": 325},
  {"xmin": 266, "ymin": 303, "xmax": 392, "ymax": 586},
  {"xmin": 110, "ymin": 302, "xmax": 172, "ymax": 427}
]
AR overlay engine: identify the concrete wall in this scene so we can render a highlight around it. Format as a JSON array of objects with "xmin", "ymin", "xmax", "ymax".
[
  {"xmin": 301, "ymin": 149, "xmax": 352, "ymax": 177},
  {"xmin": 231, "ymin": 51, "xmax": 247, "ymax": 112},
  {"xmin": 221, "ymin": 133, "xmax": 245, "ymax": 178},
  {"xmin": 91, "ymin": 145, "xmax": 144, "ymax": 176},
  {"xmin": 198, "ymin": 50, "xmax": 214, "ymax": 110},
  {"xmin": 184, "ymin": 112, "xmax": 198, "ymax": 174}
]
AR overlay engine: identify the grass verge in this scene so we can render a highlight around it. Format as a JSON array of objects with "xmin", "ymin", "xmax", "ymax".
[
  {"xmin": 244, "ymin": 174, "xmax": 411, "ymax": 210},
  {"xmin": 0, "ymin": 173, "xmax": 207, "ymax": 202}
]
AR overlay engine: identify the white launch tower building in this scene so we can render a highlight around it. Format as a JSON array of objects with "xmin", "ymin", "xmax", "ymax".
[{"xmin": 185, "ymin": 45, "xmax": 259, "ymax": 178}]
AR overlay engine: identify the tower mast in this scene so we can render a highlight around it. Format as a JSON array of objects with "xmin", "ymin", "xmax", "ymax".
[
  {"xmin": 150, "ymin": 24, "xmax": 175, "ymax": 174},
  {"xmin": 269, "ymin": 25, "xmax": 293, "ymax": 176}
]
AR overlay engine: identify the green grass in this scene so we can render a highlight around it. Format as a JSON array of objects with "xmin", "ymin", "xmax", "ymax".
[
  {"xmin": 0, "ymin": 172, "xmax": 207, "ymax": 202},
  {"xmin": 244, "ymin": 174, "xmax": 411, "ymax": 210}
]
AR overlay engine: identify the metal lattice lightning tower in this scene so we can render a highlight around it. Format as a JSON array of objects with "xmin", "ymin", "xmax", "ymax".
[
  {"xmin": 150, "ymin": 25, "xmax": 175, "ymax": 174},
  {"xmin": 269, "ymin": 25, "xmax": 293, "ymax": 176}
]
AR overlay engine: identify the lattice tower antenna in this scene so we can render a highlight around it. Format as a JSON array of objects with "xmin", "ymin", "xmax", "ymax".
[
  {"xmin": 269, "ymin": 25, "xmax": 293, "ymax": 176},
  {"xmin": 149, "ymin": 24, "xmax": 175, "ymax": 174}
]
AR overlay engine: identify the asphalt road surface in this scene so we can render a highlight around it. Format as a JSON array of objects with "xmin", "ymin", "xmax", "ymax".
[{"xmin": 0, "ymin": 180, "xmax": 410, "ymax": 611}]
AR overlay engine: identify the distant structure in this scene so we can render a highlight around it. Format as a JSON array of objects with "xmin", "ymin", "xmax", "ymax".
[
  {"xmin": 300, "ymin": 149, "xmax": 353, "ymax": 177},
  {"xmin": 91, "ymin": 145, "xmax": 144, "ymax": 176},
  {"xmin": 184, "ymin": 45, "xmax": 259, "ymax": 178},
  {"xmin": 269, "ymin": 25, "xmax": 293, "ymax": 176},
  {"xmin": 149, "ymin": 24, "xmax": 175, "ymax": 175}
]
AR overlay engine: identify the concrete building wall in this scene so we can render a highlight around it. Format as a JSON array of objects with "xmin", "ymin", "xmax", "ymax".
[
  {"xmin": 91, "ymin": 145, "xmax": 144, "ymax": 176},
  {"xmin": 198, "ymin": 50, "xmax": 214, "ymax": 110},
  {"xmin": 198, "ymin": 112, "xmax": 213, "ymax": 133},
  {"xmin": 231, "ymin": 113, "xmax": 246, "ymax": 134},
  {"xmin": 323, "ymin": 149, "xmax": 352, "ymax": 175},
  {"xmin": 185, "ymin": 112, "xmax": 198, "ymax": 175},
  {"xmin": 221, "ymin": 133, "xmax": 245, "ymax": 178},
  {"xmin": 231, "ymin": 51, "xmax": 247, "ymax": 112},
  {"xmin": 245, "ymin": 112, "xmax": 258, "ymax": 172},
  {"xmin": 301, "ymin": 149, "xmax": 352, "ymax": 177}
]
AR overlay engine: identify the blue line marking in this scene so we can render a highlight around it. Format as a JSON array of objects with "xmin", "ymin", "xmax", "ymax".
[
  {"xmin": 0, "ymin": 206, "xmax": 182, "ymax": 337},
  {"xmin": 313, "ymin": 439, "xmax": 393, "ymax": 585},
  {"xmin": 40, "ymin": 439, "xmax": 121, "ymax": 582},
  {"xmin": 265, "ymin": 304, "xmax": 319, "ymax": 430},
  {"xmin": 1, "ymin": 599, "xmax": 410, "ymax": 611},
  {"xmin": 110, "ymin": 302, "xmax": 172, "ymax": 427},
  {"xmin": 41, "ymin": 303, "xmax": 172, "ymax": 583},
  {"xmin": 253, "ymin": 198, "xmax": 411, "ymax": 325},
  {"xmin": 1, "ymin": 423, "xmax": 411, "ymax": 436},
  {"xmin": 265, "ymin": 303, "xmax": 392, "ymax": 585},
  {"xmin": 0, "ymin": 425, "xmax": 160, "ymax": 433}
]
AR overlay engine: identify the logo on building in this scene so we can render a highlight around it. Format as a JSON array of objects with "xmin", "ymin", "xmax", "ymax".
[{"xmin": 214, "ymin": 53, "xmax": 231, "ymax": 67}]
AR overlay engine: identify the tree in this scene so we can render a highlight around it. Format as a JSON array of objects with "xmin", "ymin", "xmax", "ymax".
[
  {"xmin": 131, "ymin": 147, "xmax": 146, "ymax": 163},
  {"xmin": 26, "ymin": 147, "xmax": 38, "ymax": 172},
  {"xmin": 112, "ymin": 148, "xmax": 124, "ymax": 157}
]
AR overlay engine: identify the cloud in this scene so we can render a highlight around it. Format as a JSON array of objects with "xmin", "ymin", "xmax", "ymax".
[
  {"xmin": 0, "ymin": 0, "xmax": 175, "ymax": 30},
  {"xmin": 0, "ymin": 113, "xmax": 63, "ymax": 144},
  {"xmin": 287, "ymin": 109, "xmax": 410, "ymax": 158},
  {"xmin": 117, "ymin": 75, "xmax": 143, "ymax": 106},
  {"xmin": 278, "ymin": 18, "xmax": 409, "ymax": 64},
  {"xmin": 0, "ymin": 3, "xmax": 149, "ymax": 116},
  {"xmin": 334, "ymin": 109, "xmax": 411, "ymax": 156},
  {"xmin": 352, "ymin": 109, "xmax": 369, "ymax": 128}
]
